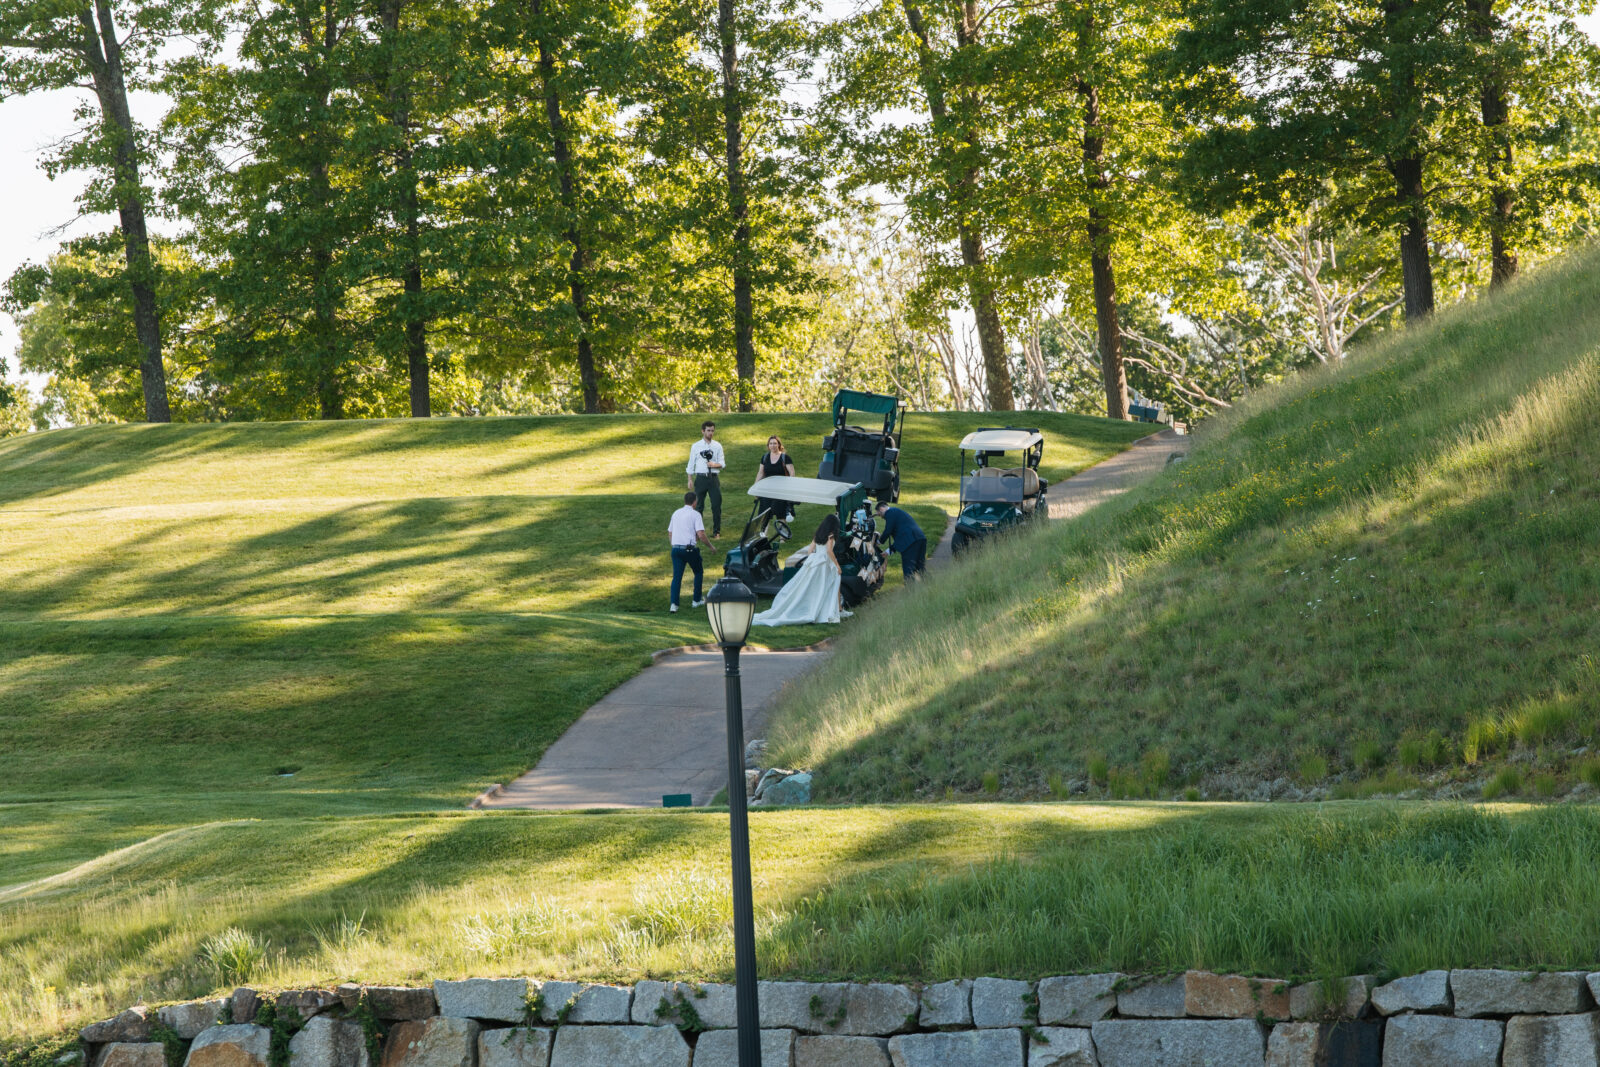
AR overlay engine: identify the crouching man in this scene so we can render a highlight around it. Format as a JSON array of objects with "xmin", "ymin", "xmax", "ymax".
[{"xmin": 874, "ymin": 502, "xmax": 927, "ymax": 580}]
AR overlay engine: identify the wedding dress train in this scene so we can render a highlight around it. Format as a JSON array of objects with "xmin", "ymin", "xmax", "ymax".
[{"xmin": 751, "ymin": 545, "xmax": 842, "ymax": 626}]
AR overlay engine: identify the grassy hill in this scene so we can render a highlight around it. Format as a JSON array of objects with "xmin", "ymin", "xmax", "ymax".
[
  {"xmin": 769, "ymin": 244, "xmax": 1600, "ymax": 801},
  {"xmin": 0, "ymin": 409, "xmax": 1145, "ymax": 886}
]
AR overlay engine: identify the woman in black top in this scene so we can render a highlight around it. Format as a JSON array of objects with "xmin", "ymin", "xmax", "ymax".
[{"xmin": 754, "ymin": 435, "xmax": 797, "ymax": 522}]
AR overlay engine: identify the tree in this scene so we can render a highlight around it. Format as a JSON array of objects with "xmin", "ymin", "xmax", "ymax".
[{"xmin": 0, "ymin": 0, "xmax": 217, "ymax": 421}]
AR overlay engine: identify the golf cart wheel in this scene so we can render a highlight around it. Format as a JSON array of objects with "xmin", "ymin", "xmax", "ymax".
[
  {"xmin": 889, "ymin": 470, "xmax": 900, "ymax": 503},
  {"xmin": 951, "ymin": 529, "xmax": 971, "ymax": 555}
]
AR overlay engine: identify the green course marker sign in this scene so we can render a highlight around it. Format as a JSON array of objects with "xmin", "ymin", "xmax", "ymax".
[{"xmin": 662, "ymin": 793, "xmax": 692, "ymax": 808}]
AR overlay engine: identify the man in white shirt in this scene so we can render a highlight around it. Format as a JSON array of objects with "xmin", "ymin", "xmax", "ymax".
[
  {"xmin": 668, "ymin": 490, "xmax": 717, "ymax": 612},
  {"xmin": 686, "ymin": 419, "xmax": 726, "ymax": 536}
]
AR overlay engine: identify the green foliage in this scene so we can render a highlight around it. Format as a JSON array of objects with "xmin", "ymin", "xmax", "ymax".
[
  {"xmin": 199, "ymin": 928, "xmax": 269, "ymax": 986},
  {"xmin": 1483, "ymin": 768, "xmax": 1523, "ymax": 800},
  {"xmin": 251, "ymin": 1004, "xmax": 304, "ymax": 1067},
  {"xmin": 147, "ymin": 1022, "xmax": 184, "ymax": 1067}
]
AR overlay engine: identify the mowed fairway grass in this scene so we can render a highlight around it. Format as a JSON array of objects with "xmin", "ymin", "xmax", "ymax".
[{"xmin": 0, "ymin": 410, "xmax": 1145, "ymax": 887}]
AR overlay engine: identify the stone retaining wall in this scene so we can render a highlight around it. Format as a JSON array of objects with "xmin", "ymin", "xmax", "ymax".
[{"xmin": 75, "ymin": 969, "xmax": 1600, "ymax": 1067}]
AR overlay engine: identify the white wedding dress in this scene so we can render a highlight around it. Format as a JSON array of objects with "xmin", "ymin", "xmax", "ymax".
[{"xmin": 752, "ymin": 544, "xmax": 843, "ymax": 626}]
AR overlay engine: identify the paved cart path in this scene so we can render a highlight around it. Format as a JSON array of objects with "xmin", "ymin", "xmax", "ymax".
[{"xmin": 482, "ymin": 428, "xmax": 1180, "ymax": 810}]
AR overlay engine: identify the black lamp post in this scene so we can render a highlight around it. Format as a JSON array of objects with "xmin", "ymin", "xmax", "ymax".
[{"xmin": 705, "ymin": 575, "xmax": 762, "ymax": 1067}]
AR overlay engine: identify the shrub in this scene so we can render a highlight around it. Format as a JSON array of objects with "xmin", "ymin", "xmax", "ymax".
[
  {"xmin": 199, "ymin": 928, "xmax": 268, "ymax": 985},
  {"xmin": 1297, "ymin": 753, "xmax": 1328, "ymax": 782},
  {"xmin": 1483, "ymin": 767, "xmax": 1523, "ymax": 800}
]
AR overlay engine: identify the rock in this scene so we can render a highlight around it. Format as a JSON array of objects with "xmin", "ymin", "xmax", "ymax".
[
  {"xmin": 184, "ymin": 1026, "xmax": 272, "ymax": 1067},
  {"xmin": 230, "ymin": 991, "xmax": 261, "ymax": 1027},
  {"xmin": 277, "ymin": 991, "xmax": 343, "ymax": 1021},
  {"xmin": 475, "ymin": 1027, "xmax": 553, "ymax": 1067},
  {"xmin": 1025, "ymin": 1028, "xmax": 1097, "ymax": 1067},
  {"xmin": 1091, "ymin": 1019, "xmax": 1267, "ymax": 1067},
  {"xmin": 887, "ymin": 1029, "xmax": 1025, "ymax": 1067},
  {"xmin": 547, "ymin": 1025, "xmax": 688, "ymax": 1067},
  {"xmin": 97, "ymin": 1045, "xmax": 166, "ymax": 1067},
  {"xmin": 1503, "ymin": 1012, "xmax": 1600, "ymax": 1067},
  {"xmin": 971, "ymin": 978, "xmax": 1034, "ymax": 1028},
  {"xmin": 1450, "ymin": 969, "xmax": 1590, "ymax": 1017},
  {"xmin": 379, "ymin": 1018, "xmax": 482, "ymax": 1067},
  {"xmin": 794, "ymin": 1036, "xmax": 890, "ymax": 1067},
  {"xmin": 630, "ymin": 981, "xmax": 736, "ymax": 1029},
  {"xmin": 1370, "ymin": 970, "xmax": 1452, "ymax": 1015},
  {"xmin": 1380, "ymin": 1014, "xmax": 1501, "ymax": 1066},
  {"xmin": 745, "ymin": 770, "xmax": 761, "ymax": 797},
  {"xmin": 432, "ymin": 979, "xmax": 530, "ymax": 1024},
  {"xmin": 745, "ymin": 739, "xmax": 768, "ymax": 768},
  {"xmin": 918, "ymin": 981, "xmax": 972, "ymax": 1028},
  {"xmin": 159, "ymin": 1001, "xmax": 226, "ymax": 1041},
  {"xmin": 84, "ymin": 1009, "xmax": 153, "ymax": 1044},
  {"xmin": 1037, "ymin": 974, "xmax": 1119, "ymax": 1026},
  {"xmin": 1115, "ymin": 977, "xmax": 1186, "ymax": 1019},
  {"xmin": 363, "ymin": 989, "xmax": 438, "ymax": 1023},
  {"xmin": 836, "ymin": 984, "xmax": 918, "ymax": 1036},
  {"xmin": 288, "ymin": 1017, "xmax": 371, "ymax": 1067},
  {"xmin": 535, "ymin": 982, "xmax": 631, "ymax": 1025},
  {"xmin": 690, "ymin": 1028, "xmax": 795, "ymax": 1067},
  {"xmin": 760, "ymin": 982, "xmax": 838, "ymax": 1033},
  {"xmin": 754, "ymin": 770, "xmax": 788, "ymax": 799},
  {"xmin": 764, "ymin": 773, "xmax": 813, "ymax": 806},
  {"xmin": 1267, "ymin": 1021, "xmax": 1382, "ymax": 1066},
  {"xmin": 1184, "ymin": 971, "xmax": 1291, "ymax": 1020},
  {"xmin": 1289, "ymin": 976, "xmax": 1375, "ymax": 1020}
]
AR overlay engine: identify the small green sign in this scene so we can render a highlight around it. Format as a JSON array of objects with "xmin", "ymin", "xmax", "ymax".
[{"xmin": 662, "ymin": 793, "xmax": 693, "ymax": 808}]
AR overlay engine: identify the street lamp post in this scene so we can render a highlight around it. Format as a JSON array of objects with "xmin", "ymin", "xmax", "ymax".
[{"xmin": 705, "ymin": 576, "xmax": 762, "ymax": 1067}]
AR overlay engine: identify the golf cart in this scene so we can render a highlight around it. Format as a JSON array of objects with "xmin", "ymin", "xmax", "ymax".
[
  {"xmin": 723, "ymin": 475, "xmax": 886, "ymax": 607},
  {"xmin": 952, "ymin": 427, "xmax": 1049, "ymax": 554},
  {"xmin": 818, "ymin": 389, "xmax": 905, "ymax": 502}
]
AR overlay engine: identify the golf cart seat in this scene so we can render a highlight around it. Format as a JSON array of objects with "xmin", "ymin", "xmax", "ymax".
[
  {"xmin": 1001, "ymin": 467, "xmax": 1042, "ymax": 512},
  {"xmin": 823, "ymin": 426, "xmax": 892, "ymax": 489}
]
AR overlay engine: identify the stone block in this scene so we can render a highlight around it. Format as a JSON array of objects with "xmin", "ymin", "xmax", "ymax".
[
  {"xmin": 1115, "ymin": 976, "xmax": 1186, "ymax": 1019},
  {"xmin": 379, "ymin": 1018, "xmax": 482, "ymax": 1067},
  {"xmin": 275, "ymin": 991, "xmax": 341, "ymax": 1021},
  {"xmin": 84, "ymin": 1009, "xmax": 153, "ymax": 1044},
  {"xmin": 433, "ymin": 980, "xmax": 530, "ymax": 1024},
  {"xmin": 185, "ymin": 1026, "xmax": 272, "ymax": 1067},
  {"xmin": 1268, "ymin": 1021, "xmax": 1381, "ymax": 1067},
  {"xmin": 630, "ymin": 981, "xmax": 736, "ymax": 1028},
  {"xmin": 1289, "ymin": 977, "xmax": 1375, "ymax": 1021},
  {"xmin": 98, "ymin": 1045, "xmax": 165, "ymax": 1067},
  {"xmin": 289, "ymin": 1017, "xmax": 371, "ymax": 1067},
  {"xmin": 690, "ymin": 1028, "xmax": 794, "ymax": 1067},
  {"xmin": 547, "ymin": 1026, "xmax": 688, "ymax": 1067},
  {"xmin": 229, "ymin": 992, "xmax": 261, "ymax": 1027},
  {"xmin": 836, "ymin": 984, "xmax": 917, "ymax": 1036},
  {"xmin": 1370, "ymin": 970, "xmax": 1452, "ymax": 1015},
  {"xmin": 475, "ymin": 1027, "xmax": 552, "ymax": 1067},
  {"xmin": 971, "ymin": 978, "xmax": 1034, "ymax": 1028},
  {"xmin": 1503, "ymin": 1012, "xmax": 1600, "ymax": 1067},
  {"xmin": 1184, "ymin": 971, "xmax": 1291, "ymax": 1020},
  {"xmin": 887, "ymin": 1029, "xmax": 1025, "ymax": 1067},
  {"xmin": 364, "ymin": 989, "xmax": 438, "ymax": 1023},
  {"xmin": 1026, "ymin": 1028, "xmax": 1097, "ymax": 1067},
  {"xmin": 159, "ymin": 1001, "xmax": 226, "ymax": 1040},
  {"xmin": 1267, "ymin": 1023, "xmax": 1319, "ymax": 1067},
  {"xmin": 793, "ymin": 1036, "xmax": 890, "ymax": 1067},
  {"xmin": 764, "ymin": 773, "xmax": 813, "ymax": 805},
  {"xmin": 760, "ymin": 982, "xmax": 838, "ymax": 1033},
  {"xmin": 1091, "ymin": 1019, "xmax": 1267, "ymax": 1067},
  {"xmin": 918, "ymin": 981, "xmax": 972, "ymax": 1028},
  {"xmin": 535, "ymin": 982, "xmax": 631, "ymax": 1025},
  {"xmin": 1381, "ymin": 1014, "xmax": 1501, "ymax": 1066},
  {"xmin": 1450, "ymin": 969, "xmax": 1590, "ymax": 1017},
  {"xmin": 1037, "ymin": 974, "xmax": 1119, "ymax": 1026}
]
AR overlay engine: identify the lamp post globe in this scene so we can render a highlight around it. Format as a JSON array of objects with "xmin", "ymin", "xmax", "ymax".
[{"xmin": 706, "ymin": 576, "xmax": 757, "ymax": 648}]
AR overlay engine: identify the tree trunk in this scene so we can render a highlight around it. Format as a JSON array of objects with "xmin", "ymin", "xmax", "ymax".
[
  {"xmin": 1077, "ymin": 72, "xmax": 1128, "ymax": 420},
  {"xmin": 718, "ymin": 0, "xmax": 756, "ymax": 411},
  {"xmin": 305, "ymin": 3, "xmax": 344, "ymax": 418},
  {"xmin": 1392, "ymin": 156, "xmax": 1436, "ymax": 321},
  {"xmin": 1470, "ymin": 0, "xmax": 1517, "ymax": 288},
  {"xmin": 80, "ymin": 1, "xmax": 170, "ymax": 422},
  {"xmin": 902, "ymin": 0, "xmax": 1013, "ymax": 411},
  {"xmin": 380, "ymin": 0, "xmax": 430, "ymax": 417}
]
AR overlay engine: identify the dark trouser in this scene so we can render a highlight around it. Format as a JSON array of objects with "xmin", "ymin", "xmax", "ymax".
[
  {"xmin": 899, "ymin": 538, "xmax": 927, "ymax": 579},
  {"xmin": 670, "ymin": 545, "xmax": 704, "ymax": 607},
  {"xmin": 694, "ymin": 473, "xmax": 722, "ymax": 533}
]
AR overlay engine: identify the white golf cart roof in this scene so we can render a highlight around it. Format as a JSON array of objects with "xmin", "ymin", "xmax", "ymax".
[
  {"xmin": 745, "ymin": 475, "xmax": 860, "ymax": 506},
  {"xmin": 959, "ymin": 428, "xmax": 1044, "ymax": 452}
]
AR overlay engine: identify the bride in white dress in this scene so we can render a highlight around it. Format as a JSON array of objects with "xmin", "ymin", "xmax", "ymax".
[{"xmin": 752, "ymin": 515, "xmax": 846, "ymax": 626}]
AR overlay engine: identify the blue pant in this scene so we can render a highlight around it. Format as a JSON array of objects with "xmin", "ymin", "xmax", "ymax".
[
  {"xmin": 670, "ymin": 545, "xmax": 704, "ymax": 607},
  {"xmin": 899, "ymin": 538, "xmax": 927, "ymax": 578}
]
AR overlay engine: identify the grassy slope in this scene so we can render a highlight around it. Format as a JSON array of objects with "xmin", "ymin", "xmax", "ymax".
[
  {"xmin": 0, "ymin": 410, "xmax": 1144, "ymax": 883},
  {"xmin": 8, "ymin": 801, "xmax": 1600, "ymax": 1041},
  {"xmin": 770, "ymin": 245, "xmax": 1600, "ymax": 800}
]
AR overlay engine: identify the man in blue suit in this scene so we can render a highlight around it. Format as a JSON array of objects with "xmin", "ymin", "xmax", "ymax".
[{"xmin": 874, "ymin": 502, "xmax": 927, "ymax": 580}]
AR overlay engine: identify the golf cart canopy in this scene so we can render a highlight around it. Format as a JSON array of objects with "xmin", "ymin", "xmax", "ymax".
[
  {"xmin": 959, "ymin": 428, "xmax": 1044, "ymax": 452},
  {"xmin": 831, "ymin": 389, "xmax": 902, "ymax": 426},
  {"xmin": 746, "ymin": 475, "xmax": 860, "ymax": 507}
]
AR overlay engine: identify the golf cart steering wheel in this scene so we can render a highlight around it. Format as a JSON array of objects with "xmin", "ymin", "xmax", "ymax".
[{"xmin": 774, "ymin": 520, "xmax": 792, "ymax": 541}]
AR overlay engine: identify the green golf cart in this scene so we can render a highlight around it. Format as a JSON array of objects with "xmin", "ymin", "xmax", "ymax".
[
  {"xmin": 723, "ymin": 475, "xmax": 885, "ymax": 607},
  {"xmin": 817, "ymin": 389, "xmax": 905, "ymax": 502},
  {"xmin": 951, "ymin": 427, "xmax": 1049, "ymax": 554}
]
